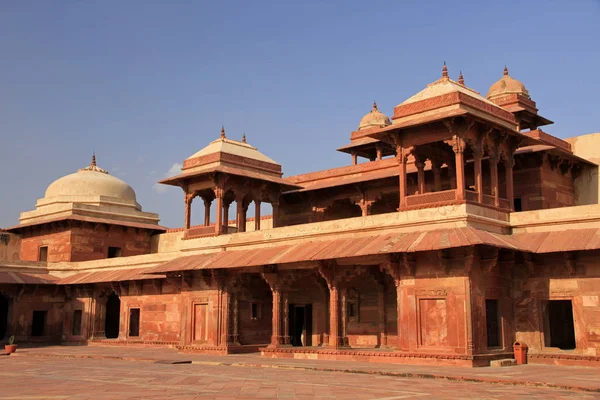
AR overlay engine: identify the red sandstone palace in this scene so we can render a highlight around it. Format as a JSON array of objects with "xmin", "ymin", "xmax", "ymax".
[{"xmin": 1, "ymin": 65, "xmax": 599, "ymax": 367}]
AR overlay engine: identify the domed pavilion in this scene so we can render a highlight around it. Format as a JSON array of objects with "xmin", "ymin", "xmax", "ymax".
[{"xmin": 6, "ymin": 155, "xmax": 163, "ymax": 262}]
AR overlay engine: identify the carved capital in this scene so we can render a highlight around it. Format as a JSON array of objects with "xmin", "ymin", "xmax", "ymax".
[
  {"xmin": 185, "ymin": 192, "xmax": 195, "ymax": 205},
  {"xmin": 452, "ymin": 135, "xmax": 466, "ymax": 154}
]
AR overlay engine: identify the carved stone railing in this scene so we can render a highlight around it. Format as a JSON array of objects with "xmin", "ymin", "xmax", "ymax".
[
  {"xmin": 482, "ymin": 194, "xmax": 496, "ymax": 207},
  {"xmin": 405, "ymin": 189, "xmax": 457, "ymax": 207},
  {"xmin": 465, "ymin": 190, "xmax": 478, "ymax": 202},
  {"xmin": 184, "ymin": 225, "xmax": 216, "ymax": 239},
  {"xmin": 481, "ymin": 194, "xmax": 510, "ymax": 210}
]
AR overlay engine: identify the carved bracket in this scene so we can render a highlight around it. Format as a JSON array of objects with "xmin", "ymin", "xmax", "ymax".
[
  {"xmin": 380, "ymin": 257, "xmax": 401, "ymax": 286},
  {"xmin": 317, "ymin": 260, "xmax": 337, "ymax": 290},
  {"xmin": 261, "ymin": 265, "xmax": 280, "ymax": 292},
  {"xmin": 437, "ymin": 249, "xmax": 452, "ymax": 275},
  {"xmin": 480, "ymin": 248, "xmax": 499, "ymax": 273},
  {"xmin": 523, "ymin": 253, "xmax": 536, "ymax": 276},
  {"xmin": 564, "ymin": 252, "xmax": 577, "ymax": 276}
]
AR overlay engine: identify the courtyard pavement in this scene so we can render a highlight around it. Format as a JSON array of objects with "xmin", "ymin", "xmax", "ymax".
[
  {"xmin": 0, "ymin": 353, "xmax": 598, "ymax": 399},
  {"xmin": 0, "ymin": 345, "xmax": 600, "ymax": 400}
]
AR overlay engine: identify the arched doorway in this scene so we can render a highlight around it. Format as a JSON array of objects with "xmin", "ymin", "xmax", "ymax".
[
  {"xmin": 0, "ymin": 295, "xmax": 8, "ymax": 339},
  {"xmin": 105, "ymin": 293, "xmax": 121, "ymax": 339}
]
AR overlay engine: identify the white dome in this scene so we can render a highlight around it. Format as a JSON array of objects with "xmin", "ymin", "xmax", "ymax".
[{"xmin": 44, "ymin": 156, "xmax": 137, "ymax": 203}]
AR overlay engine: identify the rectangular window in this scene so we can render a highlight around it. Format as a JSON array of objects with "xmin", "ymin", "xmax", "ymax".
[
  {"xmin": 485, "ymin": 299, "xmax": 500, "ymax": 348},
  {"xmin": 72, "ymin": 310, "xmax": 82, "ymax": 336},
  {"xmin": 38, "ymin": 246, "xmax": 48, "ymax": 262},
  {"xmin": 129, "ymin": 308, "xmax": 140, "ymax": 337},
  {"xmin": 108, "ymin": 247, "xmax": 122, "ymax": 258},
  {"xmin": 547, "ymin": 300, "xmax": 576, "ymax": 350},
  {"xmin": 31, "ymin": 310, "xmax": 47, "ymax": 337}
]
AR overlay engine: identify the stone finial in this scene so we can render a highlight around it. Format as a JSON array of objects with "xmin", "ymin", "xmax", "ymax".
[
  {"xmin": 504, "ymin": 66, "xmax": 509, "ymax": 76},
  {"xmin": 79, "ymin": 151, "xmax": 108, "ymax": 174},
  {"xmin": 242, "ymin": 133, "xmax": 247, "ymax": 143},
  {"xmin": 458, "ymin": 71, "xmax": 465, "ymax": 85},
  {"xmin": 372, "ymin": 101, "xmax": 378, "ymax": 111},
  {"xmin": 220, "ymin": 126, "xmax": 226, "ymax": 139},
  {"xmin": 442, "ymin": 61, "xmax": 448, "ymax": 78}
]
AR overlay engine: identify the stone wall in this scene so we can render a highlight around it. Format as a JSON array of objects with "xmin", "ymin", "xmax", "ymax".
[
  {"xmin": 20, "ymin": 227, "xmax": 72, "ymax": 262},
  {"xmin": 513, "ymin": 251, "xmax": 600, "ymax": 357},
  {"xmin": 69, "ymin": 225, "xmax": 152, "ymax": 261},
  {"xmin": 0, "ymin": 231, "xmax": 21, "ymax": 262},
  {"xmin": 567, "ymin": 132, "xmax": 600, "ymax": 205}
]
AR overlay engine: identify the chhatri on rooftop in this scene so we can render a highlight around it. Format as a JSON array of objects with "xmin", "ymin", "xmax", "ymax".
[
  {"xmin": 160, "ymin": 127, "xmax": 298, "ymax": 189},
  {"xmin": 160, "ymin": 127, "xmax": 300, "ymax": 238}
]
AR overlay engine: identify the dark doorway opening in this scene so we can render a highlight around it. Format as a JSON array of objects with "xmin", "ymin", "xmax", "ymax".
[
  {"xmin": 514, "ymin": 198, "xmax": 522, "ymax": 212},
  {"xmin": 485, "ymin": 299, "xmax": 500, "ymax": 348},
  {"xmin": 31, "ymin": 310, "xmax": 47, "ymax": 337},
  {"xmin": 547, "ymin": 300, "xmax": 576, "ymax": 350},
  {"xmin": 0, "ymin": 295, "xmax": 8, "ymax": 339},
  {"xmin": 129, "ymin": 308, "xmax": 140, "ymax": 337},
  {"xmin": 105, "ymin": 293, "xmax": 121, "ymax": 339},
  {"xmin": 288, "ymin": 304, "xmax": 312, "ymax": 346}
]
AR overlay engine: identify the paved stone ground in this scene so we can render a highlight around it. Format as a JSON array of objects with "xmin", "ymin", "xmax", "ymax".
[
  {"xmin": 0, "ymin": 355, "xmax": 597, "ymax": 399},
  {"xmin": 7, "ymin": 345, "xmax": 600, "ymax": 392}
]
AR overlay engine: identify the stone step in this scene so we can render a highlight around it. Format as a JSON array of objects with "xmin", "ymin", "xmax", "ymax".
[{"xmin": 490, "ymin": 358, "xmax": 517, "ymax": 367}]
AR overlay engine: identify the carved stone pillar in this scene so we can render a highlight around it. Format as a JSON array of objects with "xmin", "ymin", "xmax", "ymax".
[
  {"xmin": 318, "ymin": 263, "xmax": 346, "ymax": 349},
  {"xmin": 472, "ymin": 141, "xmax": 484, "ymax": 203},
  {"xmin": 271, "ymin": 289, "xmax": 282, "ymax": 347},
  {"xmin": 203, "ymin": 198, "xmax": 212, "ymax": 227},
  {"xmin": 220, "ymin": 289, "xmax": 230, "ymax": 347},
  {"xmin": 377, "ymin": 282, "xmax": 386, "ymax": 347},
  {"xmin": 223, "ymin": 201, "xmax": 230, "ymax": 232},
  {"xmin": 231, "ymin": 293, "xmax": 240, "ymax": 345},
  {"xmin": 283, "ymin": 292, "xmax": 290, "ymax": 345},
  {"xmin": 214, "ymin": 187, "xmax": 224, "ymax": 235},
  {"xmin": 453, "ymin": 136, "xmax": 466, "ymax": 201},
  {"xmin": 380, "ymin": 260, "xmax": 402, "ymax": 350},
  {"xmin": 490, "ymin": 153, "xmax": 499, "ymax": 207},
  {"xmin": 505, "ymin": 156, "xmax": 515, "ymax": 211},
  {"xmin": 396, "ymin": 145, "xmax": 412, "ymax": 210},
  {"xmin": 184, "ymin": 193, "xmax": 194, "ymax": 230},
  {"xmin": 254, "ymin": 200, "xmax": 261, "ymax": 231},
  {"xmin": 448, "ymin": 160, "xmax": 456, "ymax": 190},
  {"xmin": 262, "ymin": 272, "xmax": 283, "ymax": 348},
  {"xmin": 351, "ymin": 152, "xmax": 357, "ymax": 165},
  {"xmin": 415, "ymin": 155, "xmax": 426, "ymax": 195},
  {"xmin": 236, "ymin": 194, "xmax": 245, "ymax": 233},
  {"xmin": 272, "ymin": 200, "xmax": 280, "ymax": 228},
  {"xmin": 431, "ymin": 158, "xmax": 442, "ymax": 192},
  {"xmin": 376, "ymin": 144, "xmax": 383, "ymax": 161}
]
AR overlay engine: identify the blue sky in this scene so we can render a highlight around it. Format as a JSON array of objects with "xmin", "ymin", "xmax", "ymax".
[{"xmin": 1, "ymin": 0, "xmax": 599, "ymax": 228}]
